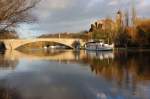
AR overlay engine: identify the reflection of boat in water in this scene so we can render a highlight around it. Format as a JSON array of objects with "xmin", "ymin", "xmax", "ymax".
[
  {"xmin": 86, "ymin": 50, "xmax": 114, "ymax": 59},
  {"xmin": 85, "ymin": 40, "xmax": 114, "ymax": 51}
]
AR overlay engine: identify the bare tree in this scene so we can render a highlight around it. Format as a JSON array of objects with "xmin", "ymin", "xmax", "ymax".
[{"xmin": 0, "ymin": 0, "xmax": 40, "ymax": 32}]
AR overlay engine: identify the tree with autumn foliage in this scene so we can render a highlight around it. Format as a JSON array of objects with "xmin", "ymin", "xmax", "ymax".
[
  {"xmin": 135, "ymin": 19, "xmax": 150, "ymax": 47},
  {"xmin": 89, "ymin": 18, "xmax": 116, "ymax": 44}
]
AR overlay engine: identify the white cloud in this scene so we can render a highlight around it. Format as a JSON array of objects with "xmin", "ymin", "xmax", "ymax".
[
  {"xmin": 108, "ymin": 0, "xmax": 118, "ymax": 6},
  {"xmin": 39, "ymin": 0, "xmax": 71, "ymax": 9},
  {"xmin": 138, "ymin": 0, "xmax": 150, "ymax": 8},
  {"xmin": 33, "ymin": 0, "xmax": 72, "ymax": 19},
  {"xmin": 87, "ymin": 0, "xmax": 104, "ymax": 8}
]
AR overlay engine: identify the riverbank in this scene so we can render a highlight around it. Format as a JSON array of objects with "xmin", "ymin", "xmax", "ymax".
[{"xmin": 114, "ymin": 47, "xmax": 150, "ymax": 52}]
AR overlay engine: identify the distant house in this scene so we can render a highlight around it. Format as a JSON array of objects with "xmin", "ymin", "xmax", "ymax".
[{"xmin": 89, "ymin": 18, "xmax": 116, "ymax": 33}]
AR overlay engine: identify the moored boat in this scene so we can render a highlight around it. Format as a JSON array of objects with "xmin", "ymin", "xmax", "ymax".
[{"xmin": 85, "ymin": 40, "xmax": 114, "ymax": 51}]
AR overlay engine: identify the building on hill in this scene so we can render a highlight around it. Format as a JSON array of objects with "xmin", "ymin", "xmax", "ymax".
[
  {"xmin": 90, "ymin": 18, "xmax": 116, "ymax": 32},
  {"xmin": 89, "ymin": 18, "xmax": 116, "ymax": 43},
  {"xmin": 97, "ymin": 19, "xmax": 115, "ymax": 30}
]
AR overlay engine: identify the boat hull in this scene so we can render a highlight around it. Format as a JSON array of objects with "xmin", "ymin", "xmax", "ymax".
[
  {"xmin": 85, "ymin": 47, "xmax": 113, "ymax": 51},
  {"xmin": 85, "ymin": 41, "xmax": 114, "ymax": 51}
]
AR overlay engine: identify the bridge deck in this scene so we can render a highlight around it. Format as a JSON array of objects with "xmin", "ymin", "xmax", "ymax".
[{"xmin": 0, "ymin": 38, "xmax": 85, "ymax": 50}]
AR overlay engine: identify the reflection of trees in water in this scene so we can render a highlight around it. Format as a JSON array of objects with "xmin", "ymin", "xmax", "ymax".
[
  {"xmin": 0, "ymin": 52, "xmax": 18, "ymax": 69},
  {"xmin": 0, "ymin": 83, "xmax": 21, "ymax": 99},
  {"xmin": 72, "ymin": 50, "xmax": 81, "ymax": 61},
  {"xmin": 114, "ymin": 51, "xmax": 150, "ymax": 79},
  {"xmin": 82, "ymin": 51, "xmax": 150, "ymax": 94},
  {"xmin": 87, "ymin": 51, "xmax": 150, "ymax": 79},
  {"xmin": 82, "ymin": 56, "xmax": 115, "ymax": 78}
]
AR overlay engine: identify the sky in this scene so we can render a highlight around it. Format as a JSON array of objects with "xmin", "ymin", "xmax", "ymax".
[{"xmin": 17, "ymin": 0, "xmax": 150, "ymax": 38}]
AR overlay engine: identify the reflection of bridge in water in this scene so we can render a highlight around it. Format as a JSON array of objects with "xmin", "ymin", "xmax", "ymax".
[
  {"xmin": 4, "ymin": 50, "xmax": 115, "ymax": 61},
  {"xmin": 4, "ymin": 50, "xmax": 86, "ymax": 61},
  {"xmin": 0, "ymin": 38, "xmax": 85, "ymax": 50},
  {"xmin": 0, "ymin": 49, "xmax": 115, "ymax": 71}
]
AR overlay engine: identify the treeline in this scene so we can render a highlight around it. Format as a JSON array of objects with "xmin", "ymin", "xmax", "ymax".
[
  {"xmin": 38, "ymin": 31, "xmax": 90, "ymax": 41},
  {"xmin": 89, "ymin": 18, "xmax": 150, "ymax": 48},
  {"xmin": 115, "ymin": 19, "xmax": 150, "ymax": 48}
]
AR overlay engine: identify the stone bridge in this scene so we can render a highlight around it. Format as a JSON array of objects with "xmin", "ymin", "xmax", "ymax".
[{"xmin": 0, "ymin": 38, "xmax": 85, "ymax": 50}]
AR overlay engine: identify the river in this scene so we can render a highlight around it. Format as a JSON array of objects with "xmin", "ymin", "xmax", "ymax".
[{"xmin": 0, "ymin": 49, "xmax": 150, "ymax": 99}]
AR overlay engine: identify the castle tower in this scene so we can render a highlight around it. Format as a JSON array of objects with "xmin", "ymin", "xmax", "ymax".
[
  {"xmin": 116, "ymin": 10, "xmax": 124, "ymax": 33},
  {"xmin": 131, "ymin": 0, "xmax": 136, "ymax": 26},
  {"xmin": 131, "ymin": 0, "xmax": 137, "ymax": 38},
  {"xmin": 125, "ymin": 11, "xmax": 129, "ymax": 27}
]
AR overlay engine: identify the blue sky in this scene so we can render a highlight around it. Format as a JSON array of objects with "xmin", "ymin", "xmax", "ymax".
[{"xmin": 17, "ymin": 0, "xmax": 150, "ymax": 38}]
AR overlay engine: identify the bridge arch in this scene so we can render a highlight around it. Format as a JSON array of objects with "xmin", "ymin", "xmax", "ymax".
[
  {"xmin": 16, "ymin": 41, "xmax": 73, "ymax": 49},
  {"xmin": 1, "ymin": 38, "xmax": 85, "ymax": 50}
]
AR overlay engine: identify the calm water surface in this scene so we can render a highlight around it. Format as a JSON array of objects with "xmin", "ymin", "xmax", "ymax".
[{"xmin": 0, "ymin": 49, "xmax": 150, "ymax": 99}]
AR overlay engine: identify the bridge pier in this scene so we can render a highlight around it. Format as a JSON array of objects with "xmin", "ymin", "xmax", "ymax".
[{"xmin": 0, "ymin": 41, "xmax": 6, "ymax": 51}]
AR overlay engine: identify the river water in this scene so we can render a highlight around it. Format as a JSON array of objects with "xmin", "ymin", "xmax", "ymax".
[{"xmin": 0, "ymin": 49, "xmax": 150, "ymax": 99}]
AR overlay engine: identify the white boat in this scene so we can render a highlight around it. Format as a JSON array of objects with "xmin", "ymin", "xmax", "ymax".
[{"xmin": 85, "ymin": 40, "xmax": 114, "ymax": 51}]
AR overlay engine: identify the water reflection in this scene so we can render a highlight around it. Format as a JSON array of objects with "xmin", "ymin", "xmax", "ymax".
[
  {"xmin": 3, "ymin": 50, "xmax": 85, "ymax": 62},
  {"xmin": 0, "ymin": 83, "xmax": 21, "ymax": 99},
  {"xmin": 0, "ymin": 51, "xmax": 18, "ymax": 70},
  {"xmin": 85, "ymin": 51, "xmax": 114, "ymax": 60},
  {"xmin": 0, "ymin": 49, "xmax": 150, "ymax": 99},
  {"xmin": 85, "ymin": 50, "xmax": 150, "ymax": 98}
]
